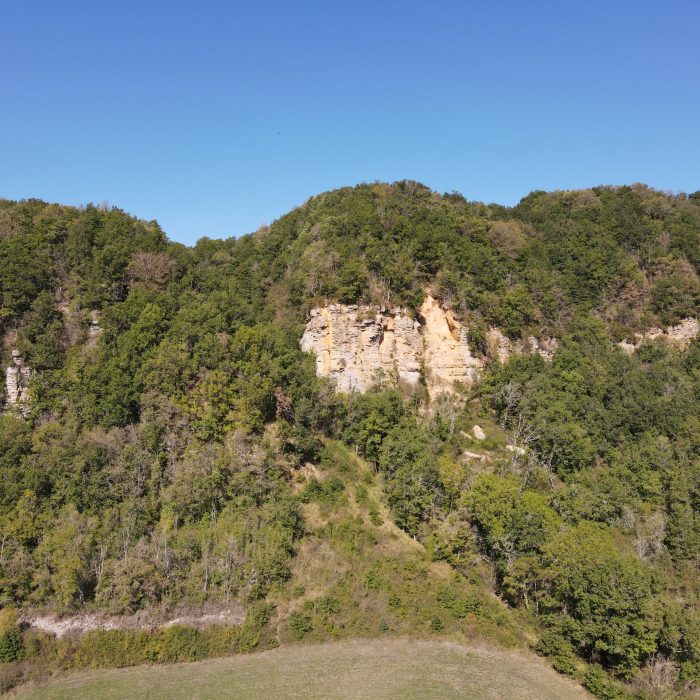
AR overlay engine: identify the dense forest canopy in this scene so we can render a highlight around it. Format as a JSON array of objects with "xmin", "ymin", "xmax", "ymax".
[{"xmin": 1, "ymin": 182, "xmax": 700, "ymax": 697}]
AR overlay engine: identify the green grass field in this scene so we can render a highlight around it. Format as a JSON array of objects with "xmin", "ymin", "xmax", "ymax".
[{"xmin": 16, "ymin": 638, "xmax": 589, "ymax": 699}]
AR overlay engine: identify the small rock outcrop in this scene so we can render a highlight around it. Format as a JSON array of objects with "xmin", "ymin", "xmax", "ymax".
[
  {"xmin": 5, "ymin": 350, "xmax": 32, "ymax": 415},
  {"xmin": 24, "ymin": 607, "xmax": 244, "ymax": 638},
  {"xmin": 86, "ymin": 310, "xmax": 102, "ymax": 348},
  {"xmin": 301, "ymin": 294, "xmax": 557, "ymax": 398},
  {"xmin": 89, "ymin": 310, "xmax": 101, "ymax": 337},
  {"xmin": 618, "ymin": 318, "xmax": 699, "ymax": 354},
  {"xmin": 486, "ymin": 328, "xmax": 558, "ymax": 363}
]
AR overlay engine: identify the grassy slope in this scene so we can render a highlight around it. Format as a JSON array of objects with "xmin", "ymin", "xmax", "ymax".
[
  {"xmin": 12, "ymin": 440, "xmax": 592, "ymax": 698},
  {"xmin": 15, "ymin": 638, "xmax": 590, "ymax": 700},
  {"xmin": 268, "ymin": 439, "xmax": 527, "ymax": 648}
]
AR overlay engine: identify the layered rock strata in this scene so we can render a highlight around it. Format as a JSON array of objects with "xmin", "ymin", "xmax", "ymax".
[
  {"xmin": 301, "ymin": 295, "xmax": 556, "ymax": 398},
  {"xmin": 300, "ymin": 304, "xmax": 423, "ymax": 392}
]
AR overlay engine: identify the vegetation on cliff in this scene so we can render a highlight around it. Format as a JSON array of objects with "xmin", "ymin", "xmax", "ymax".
[{"xmin": 1, "ymin": 183, "xmax": 700, "ymax": 697}]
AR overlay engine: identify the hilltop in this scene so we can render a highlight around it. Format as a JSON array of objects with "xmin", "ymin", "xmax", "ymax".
[{"xmin": 1, "ymin": 182, "xmax": 699, "ymax": 697}]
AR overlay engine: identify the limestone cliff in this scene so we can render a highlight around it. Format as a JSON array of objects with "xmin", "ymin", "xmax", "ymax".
[
  {"xmin": 419, "ymin": 295, "xmax": 483, "ymax": 395},
  {"xmin": 5, "ymin": 350, "xmax": 32, "ymax": 415},
  {"xmin": 300, "ymin": 304, "xmax": 422, "ymax": 392},
  {"xmin": 301, "ymin": 295, "xmax": 555, "ymax": 398}
]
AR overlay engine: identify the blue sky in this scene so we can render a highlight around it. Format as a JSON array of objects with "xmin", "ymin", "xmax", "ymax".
[{"xmin": 1, "ymin": 0, "xmax": 698, "ymax": 244}]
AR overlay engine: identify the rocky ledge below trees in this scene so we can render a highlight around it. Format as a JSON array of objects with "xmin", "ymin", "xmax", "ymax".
[
  {"xmin": 618, "ymin": 317, "xmax": 699, "ymax": 353},
  {"xmin": 22, "ymin": 605, "xmax": 245, "ymax": 638}
]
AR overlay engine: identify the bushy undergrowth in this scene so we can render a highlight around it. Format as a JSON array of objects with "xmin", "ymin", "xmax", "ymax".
[{"xmin": 1, "ymin": 184, "xmax": 700, "ymax": 696}]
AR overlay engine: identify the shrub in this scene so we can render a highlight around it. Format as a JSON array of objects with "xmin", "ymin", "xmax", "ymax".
[
  {"xmin": 0, "ymin": 609, "xmax": 23, "ymax": 662},
  {"xmin": 157, "ymin": 625, "xmax": 204, "ymax": 663},
  {"xmin": 430, "ymin": 617, "xmax": 444, "ymax": 632},
  {"xmin": 299, "ymin": 476, "xmax": 345, "ymax": 505},
  {"xmin": 318, "ymin": 596, "xmax": 340, "ymax": 616},
  {"xmin": 288, "ymin": 612, "xmax": 313, "ymax": 639},
  {"xmin": 364, "ymin": 565, "xmax": 383, "ymax": 592},
  {"xmin": 0, "ymin": 630, "xmax": 23, "ymax": 662},
  {"xmin": 582, "ymin": 666, "xmax": 624, "ymax": 699},
  {"xmin": 535, "ymin": 630, "xmax": 578, "ymax": 676},
  {"xmin": 436, "ymin": 586, "xmax": 482, "ymax": 619}
]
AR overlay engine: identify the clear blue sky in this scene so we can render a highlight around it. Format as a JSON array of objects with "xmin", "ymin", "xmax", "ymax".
[{"xmin": 1, "ymin": 0, "xmax": 698, "ymax": 245}]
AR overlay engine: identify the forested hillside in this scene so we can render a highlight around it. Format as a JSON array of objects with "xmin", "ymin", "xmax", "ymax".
[{"xmin": 1, "ymin": 183, "xmax": 700, "ymax": 698}]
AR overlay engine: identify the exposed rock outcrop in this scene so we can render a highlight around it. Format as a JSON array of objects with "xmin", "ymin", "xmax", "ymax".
[
  {"xmin": 618, "ymin": 318, "xmax": 699, "ymax": 354},
  {"xmin": 5, "ymin": 350, "xmax": 32, "ymax": 415},
  {"xmin": 486, "ymin": 328, "xmax": 558, "ymax": 363},
  {"xmin": 24, "ymin": 606, "xmax": 245, "ymax": 638},
  {"xmin": 300, "ymin": 304, "xmax": 422, "ymax": 393},
  {"xmin": 301, "ymin": 294, "xmax": 557, "ymax": 398},
  {"xmin": 89, "ymin": 310, "xmax": 101, "ymax": 337},
  {"xmin": 419, "ymin": 295, "xmax": 483, "ymax": 396},
  {"xmin": 86, "ymin": 309, "xmax": 102, "ymax": 348}
]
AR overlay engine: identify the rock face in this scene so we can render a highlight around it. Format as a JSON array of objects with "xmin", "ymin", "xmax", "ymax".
[
  {"xmin": 618, "ymin": 318, "xmax": 699, "ymax": 354},
  {"xmin": 300, "ymin": 304, "xmax": 423, "ymax": 393},
  {"xmin": 419, "ymin": 295, "xmax": 483, "ymax": 396},
  {"xmin": 5, "ymin": 350, "xmax": 32, "ymax": 415},
  {"xmin": 301, "ymin": 294, "xmax": 556, "ymax": 398}
]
